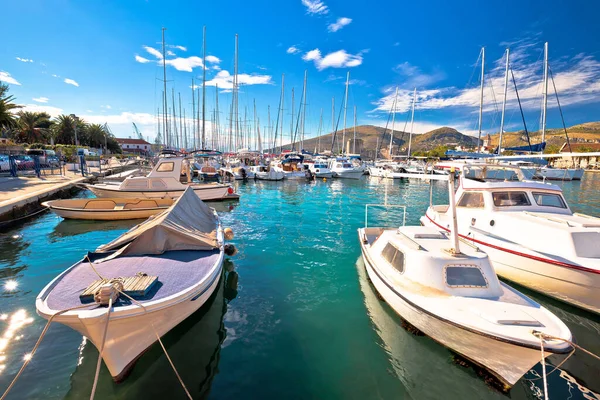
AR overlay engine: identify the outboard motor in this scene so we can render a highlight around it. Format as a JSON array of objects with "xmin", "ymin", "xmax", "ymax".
[{"xmin": 240, "ymin": 167, "xmax": 247, "ymax": 181}]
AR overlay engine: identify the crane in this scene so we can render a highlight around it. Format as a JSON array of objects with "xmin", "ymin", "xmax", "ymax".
[{"xmin": 132, "ymin": 123, "xmax": 143, "ymax": 140}]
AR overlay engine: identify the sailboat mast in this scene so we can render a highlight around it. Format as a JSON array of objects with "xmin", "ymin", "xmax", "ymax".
[
  {"xmin": 233, "ymin": 34, "xmax": 239, "ymax": 151},
  {"xmin": 178, "ymin": 93, "xmax": 183, "ymax": 149},
  {"xmin": 202, "ymin": 26, "xmax": 207, "ymax": 149},
  {"xmin": 280, "ymin": 74, "xmax": 285, "ymax": 153},
  {"xmin": 301, "ymin": 70, "xmax": 307, "ymax": 151},
  {"xmin": 171, "ymin": 89, "xmax": 178, "ymax": 148},
  {"xmin": 353, "ymin": 105, "xmax": 357, "ymax": 154},
  {"xmin": 541, "ymin": 41, "xmax": 549, "ymax": 144},
  {"xmin": 477, "ymin": 47, "xmax": 485, "ymax": 150},
  {"xmin": 197, "ymin": 88, "xmax": 201, "ymax": 149},
  {"xmin": 342, "ymin": 71, "xmax": 350, "ymax": 155},
  {"xmin": 191, "ymin": 78, "xmax": 196, "ymax": 149},
  {"xmin": 253, "ymin": 99, "xmax": 257, "ymax": 151},
  {"xmin": 290, "ymin": 88, "xmax": 295, "ymax": 151},
  {"xmin": 161, "ymin": 28, "xmax": 169, "ymax": 148},
  {"xmin": 215, "ymin": 85, "xmax": 220, "ymax": 151},
  {"xmin": 156, "ymin": 107, "xmax": 161, "ymax": 146},
  {"xmin": 331, "ymin": 97, "xmax": 335, "ymax": 152},
  {"xmin": 407, "ymin": 88, "xmax": 417, "ymax": 158},
  {"xmin": 183, "ymin": 108, "xmax": 187, "ymax": 149},
  {"xmin": 388, "ymin": 87, "xmax": 398, "ymax": 158},
  {"xmin": 499, "ymin": 48, "xmax": 510, "ymax": 154},
  {"xmin": 267, "ymin": 105, "xmax": 271, "ymax": 153},
  {"xmin": 318, "ymin": 108, "xmax": 323, "ymax": 154}
]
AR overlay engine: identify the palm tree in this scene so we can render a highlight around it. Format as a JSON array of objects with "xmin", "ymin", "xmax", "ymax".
[
  {"xmin": 86, "ymin": 123, "xmax": 107, "ymax": 148},
  {"xmin": 16, "ymin": 111, "xmax": 52, "ymax": 143},
  {"xmin": 52, "ymin": 114, "xmax": 76, "ymax": 144},
  {"xmin": 0, "ymin": 83, "xmax": 21, "ymax": 134}
]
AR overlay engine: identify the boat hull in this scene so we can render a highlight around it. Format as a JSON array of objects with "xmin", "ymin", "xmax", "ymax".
[
  {"xmin": 359, "ymin": 243, "xmax": 546, "ymax": 387},
  {"xmin": 255, "ymin": 171, "xmax": 285, "ymax": 181},
  {"xmin": 332, "ymin": 170, "xmax": 363, "ymax": 179},
  {"xmin": 86, "ymin": 184, "xmax": 237, "ymax": 201},
  {"xmin": 47, "ymin": 207, "xmax": 166, "ymax": 220},
  {"xmin": 422, "ymin": 213, "xmax": 600, "ymax": 315},
  {"xmin": 37, "ymin": 256, "xmax": 223, "ymax": 380}
]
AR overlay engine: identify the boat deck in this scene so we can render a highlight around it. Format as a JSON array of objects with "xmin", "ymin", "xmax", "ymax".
[{"xmin": 44, "ymin": 249, "xmax": 220, "ymax": 310}]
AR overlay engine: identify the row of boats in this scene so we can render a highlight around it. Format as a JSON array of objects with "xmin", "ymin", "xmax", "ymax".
[{"xmin": 359, "ymin": 163, "xmax": 599, "ymax": 389}]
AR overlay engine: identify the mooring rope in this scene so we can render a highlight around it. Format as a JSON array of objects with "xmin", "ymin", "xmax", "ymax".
[
  {"xmin": 90, "ymin": 297, "xmax": 113, "ymax": 400},
  {"xmin": 537, "ymin": 334, "xmax": 549, "ymax": 400}
]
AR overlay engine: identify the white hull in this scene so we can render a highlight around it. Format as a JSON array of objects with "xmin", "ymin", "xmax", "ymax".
[
  {"xmin": 282, "ymin": 171, "xmax": 308, "ymax": 180},
  {"xmin": 47, "ymin": 207, "xmax": 164, "ymax": 220},
  {"xmin": 360, "ymin": 242, "xmax": 550, "ymax": 387},
  {"xmin": 422, "ymin": 212, "xmax": 600, "ymax": 315},
  {"xmin": 86, "ymin": 184, "xmax": 236, "ymax": 201},
  {"xmin": 535, "ymin": 168, "xmax": 583, "ymax": 181},
  {"xmin": 36, "ymin": 253, "xmax": 223, "ymax": 380},
  {"xmin": 255, "ymin": 171, "xmax": 285, "ymax": 181},
  {"xmin": 332, "ymin": 170, "xmax": 363, "ymax": 179},
  {"xmin": 386, "ymin": 171, "xmax": 448, "ymax": 181},
  {"xmin": 220, "ymin": 168, "xmax": 255, "ymax": 180}
]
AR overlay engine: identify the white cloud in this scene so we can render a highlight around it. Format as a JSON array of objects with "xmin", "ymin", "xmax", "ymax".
[
  {"xmin": 144, "ymin": 46, "xmax": 164, "ymax": 59},
  {"xmin": 205, "ymin": 70, "xmax": 273, "ymax": 90},
  {"xmin": 165, "ymin": 56, "xmax": 204, "ymax": 72},
  {"xmin": 394, "ymin": 62, "xmax": 446, "ymax": 88},
  {"xmin": 301, "ymin": 0, "xmax": 328, "ymax": 15},
  {"xmin": 135, "ymin": 55, "xmax": 151, "ymax": 63},
  {"xmin": 328, "ymin": 17, "xmax": 352, "ymax": 33},
  {"xmin": 205, "ymin": 55, "xmax": 220, "ymax": 64},
  {"xmin": 52, "ymin": 74, "xmax": 60, "ymax": 78},
  {"xmin": 19, "ymin": 104, "xmax": 64, "ymax": 117},
  {"xmin": 173, "ymin": 45, "xmax": 187, "ymax": 52},
  {"xmin": 365, "ymin": 118, "xmax": 478, "ymax": 136},
  {"xmin": 287, "ymin": 46, "xmax": 301, "ymax": 55},
  {"xmin": 166, "ymin": 50, "xmax": 176, "ymax": 56},
  {"xmin": 32, "ymin": 97, "xmax": 49, "ymax": 103},
  {"xmin": 0, "ymin": 71, "xmax": 21, "ymax": 85},
  {"xmin": 64, "ymin": 78, "xmax": 79, "ymax": 87},
  {"xmin": 100, "ymin": 105, "xmax": 112, "ymax": 109},
  {"xmin": 302, "ymin": 48, "xmax": 363, "ymax": 70},
  {"xmin": 16, "ymin": 57, "xmax": 33, "ymax": 63},
  {"xmin": 213, "ymin": 65, "xmax": 221, "ymax": 71}
]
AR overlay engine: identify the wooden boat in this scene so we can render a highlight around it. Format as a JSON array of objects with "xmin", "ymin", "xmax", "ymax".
[
  {"xmin": 358, "ymin": 173, "xmax": 573, "ymax": 388},
  {"xmin": 36, "ymin": 188, "xmax": 226, "ymax": 381},
  {"xmin": 42, "ymin": 198, "xmax": 174, "ymax": 220}
]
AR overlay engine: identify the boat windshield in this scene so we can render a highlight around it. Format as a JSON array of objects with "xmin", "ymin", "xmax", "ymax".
[
  {"xmin": 492, "ymin": 191, "xmax": 531, "ymax": 207},
  {"xmin": 457, "ymin": 192, "xmax": 485, "ymax": 208},
  {"xmin": 445, "ymin": 265, "xmax": 488, "ymax": 288},
  {"xmin": 532, "ymin": 192, "xmax": 567, "ymax": 209}
]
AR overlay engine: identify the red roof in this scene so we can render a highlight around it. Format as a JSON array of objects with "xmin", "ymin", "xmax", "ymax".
[
  {"xmin": 116, "ymin": 138, "xmax": 151, "ymax": 145},
  {"xmin": 560, "ymin": 142, "xmax": 600, "ymax": 152}
]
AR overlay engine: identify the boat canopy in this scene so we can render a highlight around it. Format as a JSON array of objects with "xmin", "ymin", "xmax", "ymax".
[{"xmin": 97, "ymin": 187, "xmax": 218, "ymax": 257}]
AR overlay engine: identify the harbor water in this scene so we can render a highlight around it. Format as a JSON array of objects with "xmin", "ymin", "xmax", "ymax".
[{"xmin": 1, "ymin": 174, "xmax": 599, "ymax": 399}]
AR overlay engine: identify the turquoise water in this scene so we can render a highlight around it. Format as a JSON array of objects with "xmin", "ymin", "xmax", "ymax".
[{"xmin": 0, "ymin": 174, "xmax": 599, "ymax": 399}]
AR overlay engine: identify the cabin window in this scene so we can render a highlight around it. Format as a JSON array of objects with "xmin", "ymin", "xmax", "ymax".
[
  {"xmin": 150, "ymin": 179, "xmax": 167, "ymax": 189},
  {"xmin": 532, "ymin": 192, "xmax": 567, "ymax": 209},
  {"xmin": 336, "ymin": 163, "xmax": 342, "ymax": 168},
  {"xmin": 381, "ymin": 243, "xmax": 405, "ymax": 273},
  {"xmin": 457, "ymin": 192, "xmax": 485, "ymax": 208},
  {"xmin": 156, "ymin": 162, "xmax": 175, "ymax": 172},
  {"xmin": 445, "ymin": 265, "xmax": 488, "ymax": 288},
  {"xmin": 492, "ymin": 191, "xmax": 530, "ymax": 207}
]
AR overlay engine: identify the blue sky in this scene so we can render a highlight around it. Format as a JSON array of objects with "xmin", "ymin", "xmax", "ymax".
[{"xmin": 2, "ymin": 0, "xmax": 600, "ymax": 148}]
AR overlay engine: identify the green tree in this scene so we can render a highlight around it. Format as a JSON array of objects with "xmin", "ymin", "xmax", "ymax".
[
  {"xmin": 544, "ymin": 144, "xmax": 561, "ymax": 154},
  {"xmin": 15, "ymin": 111, "xmax": 52, "ymax": 143},
  {"xmin": 0, "ymin": 83, "xmax": 21, "ymax": 133},
  {"xmin": 52, "ymin": 115, "xmax": 76, "ymax": 144}
]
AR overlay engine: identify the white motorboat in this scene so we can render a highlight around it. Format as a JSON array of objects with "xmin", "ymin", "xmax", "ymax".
[
  {"xmin": 219, "ymin": 165, "xmax": 255, "ymax": 180},
  {"xmin": 358, "ymin": 176, "xmax": 573, "ymax": 388},
  {"xmin": 328, "ymin": 158, "xmax": 363, "ymax": 179},
  {"xmin": 307, "ymin": 161, "xmax": 333, "ymax": 178},
  {"xmin": 535, "ymin": 166, "xmax": 584, "ymax": 181},
  {"xmin": 367, "ymin": 166, "xmax": 387, "ymax": 177},
  {"xmin": 247, "ymin": 165, "xmax": 285, "ymax": 181},
  {"xmin": 42, "ymin": 198, "xmax": 174, "ymax": 220},
  {"xmin": 272, "ymin": 153, "xmax": 307, "ymax": 180},
  {"xmin": 85, "ymin": 157, "xmax": 238, "ymax": 201},
  {"xmin": 36, "ymin": 188, "xmax": 226, "ymax": 381},
  {"xmin": 421, "ymin": 164, "xmax": 600, "ymax": 315}
]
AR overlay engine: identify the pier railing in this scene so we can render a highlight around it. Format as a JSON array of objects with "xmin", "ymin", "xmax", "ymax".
[{"xmin": 364, "ymin": 204, "xmax": 407, "ymax": 228}]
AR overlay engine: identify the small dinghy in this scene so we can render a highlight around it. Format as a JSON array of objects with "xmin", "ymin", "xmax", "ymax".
[
  {"xmin": 36, "ymin": 187, "xmax": 225, "ymax": 381},
  {"xmin": 357, "ymin": 172, "xmax": 573, "ymax": 388},
  {"xmin": 42, "ymin": 198, "xmax": 174, "ymax": 220}
]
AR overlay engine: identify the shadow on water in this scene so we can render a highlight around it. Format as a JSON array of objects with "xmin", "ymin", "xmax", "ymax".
[
  {"xmin": 64, "ymin": 265, "xmax": 239, "ymax": 400},
  {"xmin": 49, "ymin": 219, "xmax": 142, "ymax": 240},
  {"xmin": 355, "ymin": 257, "xmax": 600, "ymax": 400}
]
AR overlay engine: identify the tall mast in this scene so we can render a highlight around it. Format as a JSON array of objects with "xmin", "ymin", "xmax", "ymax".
[
  {"xmin": 499, "ymin": 48, "xmax": 510, "ymax": 154},
  {"xmin": 233, "ymin": 34, "xmax": 239, "ymax": 151},
  {"xmin": 183, "ymin": 108, "xmax": 187, "ymax": 149},
  {"xmin": 477, "ymin": 47, "xmax": 485, "ymax": 151},
  {"xmin": 301, "ymin": 70, "xmax": 307, "ymax": 151},
  {"xmin": 215, "ymin": 85, "xmax": 220, "ymax": 151},
  {"xmin": 171, "ymin": 89, "xmax": 178, "ymax": 148},
  {"xmin": 197, "ymin": 88, "xmax": 201, "ymax": 149},
  {"xmin": 541, "ymin": 41, "xmax": 549, "ymax": 144},
  {"xmin": 253, "ymin": 99, "xmax": 257, "ymax": 151},
  {"xmin": 407, "ymin": 88, "xmax": 417, "ymax": 158},
  {"xmin": 318, "ymin": 108, "xmax": 323, "ymax": 154},
  {"xmin": 342, "ymin": 71, "xmax": 350, "ymax": 155},
  {"xmin": 267, "ymin": 105, "xmax": 271, "ymax": 153},
  {"xmin": 353, "ymin": 105, "xmax": 357, "ymax": 154},
  {"xmin": 290, "ymin": 88, "xmax": 295, "ymax": 151},
  {"xmin": 280, "ymin": 75, "xmax": 284, "ymax": 153},
  {"xmin": 388, "ymin": 87, "xmax": 399, "ymax": 158},
  {"xmin": 331, "ymin": 97, "xmax": 335, "ymax": 152},
  {"xmin": 161, "ymin": 28, "xmax": 169, "ymax": 148},
  {"xmin": 178, "ymin": 93, "xmax": 183, "ymax": 149},
  {"xmin": 156, "ymin": 107, "xmax": 161, "ymax": 146},
  {"xmin": 191, "ymin": 78, "xmax": 196, "ymax": 149},
  {"xmin": 202, "ymin": 26, "xmax": 207, "ymax": 149}
]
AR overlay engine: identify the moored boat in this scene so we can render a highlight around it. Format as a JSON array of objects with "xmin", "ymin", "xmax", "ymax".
[
  {"xmin": 42, "ymin": 198, "xmax": 174, "ymax": 220},
  {"xmin": 36, "ymin": 188, "xmax": 227, "ymax": 381}
]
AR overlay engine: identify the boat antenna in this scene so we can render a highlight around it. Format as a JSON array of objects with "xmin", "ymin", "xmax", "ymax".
[
  {"xmin": 447, "ymin": 169, "xmax": 461, "ymax": 255},
  {"xmin": 510, "ymin": 68, "xmax": 533, "ymax": 152}
]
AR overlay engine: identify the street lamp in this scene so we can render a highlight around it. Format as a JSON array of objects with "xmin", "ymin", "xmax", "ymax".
[{"xmin": 70, "ymin": 114, "xmax": 79, "ymax": 146}]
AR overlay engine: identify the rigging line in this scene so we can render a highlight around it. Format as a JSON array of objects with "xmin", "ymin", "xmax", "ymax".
[
  {"xmin": 510, "ymin": 67, "xmax": 533, "ymax": 152},
  {"xmin": 375, "ymin": 92, "xmax": 396, "ymax": 158},
  {"xmin": 548, "ymin": 66, "xmax": 574, "ymax": 155},
  {"xmin": 465, "ymin": 49, "xmax": 483, "ymax": 92},
  {"xmin": 330, "ymin": 87, "xmax": 346, "ymax": 153}
]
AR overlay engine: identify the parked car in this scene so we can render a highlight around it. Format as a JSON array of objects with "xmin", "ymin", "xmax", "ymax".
[
  {"xmin": 25, "ymin": 149, "xmax": 60, "ymax": 167},
  {"xmin": 0, "ymin": 155, "xmax": 10, "ymax": 172},
  {"xmin": 14, "ymin": 155, "xmax": 35, "ymax": 170}
]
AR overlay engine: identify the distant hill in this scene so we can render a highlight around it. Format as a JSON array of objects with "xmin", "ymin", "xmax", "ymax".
[{"xmin": 271, "ymin": 125, "xmax": 480, "ymax": 159}]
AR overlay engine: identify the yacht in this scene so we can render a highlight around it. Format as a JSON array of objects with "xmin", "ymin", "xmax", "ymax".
[
  {"xmin": 328, "ymin": 157, "xmax": 364, "ymax": 179},
  {"xmin": 421, "ymin": 164, "xmax": 600, "ymax": 315},
  {"xmin": 85, "ymin": 157, "xmax": 238, "ymax": 201},
  {"xmin": 272, "ymin": 153, "xmax": 307, "ymax": 180}
]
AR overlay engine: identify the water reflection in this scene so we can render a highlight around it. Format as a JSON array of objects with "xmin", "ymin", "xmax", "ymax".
[
  {"xmin": 0, "ymin": 309, "xmax": 35, "ymax": 377},
  {"xmin": 49, "ymin": 219, "xmax": 140, "ymax": 240},
  {"xmin": 64, "ymin": 265, "xmax": 239, "ymax": 399}
]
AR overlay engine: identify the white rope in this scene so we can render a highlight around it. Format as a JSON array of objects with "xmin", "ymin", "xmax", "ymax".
[
  {"xmin": 539, "ymin": 335, "xmax": 549, "ymax": 400},
  {"xmin": 90, "ymin": 297, "xmax": 113, "ymax": 400}
]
